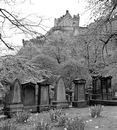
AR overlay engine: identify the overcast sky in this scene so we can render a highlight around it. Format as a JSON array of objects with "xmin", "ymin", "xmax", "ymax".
[
  {"xmin": 10, "ymin": 0, "xmax": 90, "ymax": 27},
  {"xmin": 0, "ymin": 0, "xmax": 91, "ymax": 55}
]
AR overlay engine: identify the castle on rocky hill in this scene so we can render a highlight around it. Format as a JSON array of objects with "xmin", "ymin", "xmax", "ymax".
[
  {"xmin": 22, "ymin": 10, "xmax": 89, "ymax": 47},
  {"xmin": 47, "ymin": 10, "xmax": 88, "ymax": 36}
]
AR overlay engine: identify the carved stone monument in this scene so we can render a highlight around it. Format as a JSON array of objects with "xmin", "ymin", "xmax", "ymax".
[
  {"xmin": 9, "ymin": 79, "xmax": 23, "ymax": 116},
  {"xmin": 37, "ymin": 80, "xmax": 50, "ymax": 112},
  {"xmin": 92, "ymin": 75, "xmax": 102, "ymax": 99},
  {"xmin": 52, "ymin": 76, "xmax": 69, "ymax": 108},
  {"xmin": 92, "ymin": 75, "xmax": 112, "ymax": 100},
  {"xmin": 72, "ymin": 78, "xmax": 87, "ymax": 107},
  {"xmin": 22, "ymin": 82, "xmax": 37, "ymax": 112}
]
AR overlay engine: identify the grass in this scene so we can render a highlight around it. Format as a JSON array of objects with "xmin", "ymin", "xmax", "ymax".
[{"xmin": 1, "ymin": 106, "xmax": 117, "ymax": 130}]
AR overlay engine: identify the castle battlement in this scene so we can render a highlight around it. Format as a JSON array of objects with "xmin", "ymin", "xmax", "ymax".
[
  {"xmin": 54, "ymin": 10, "xmax": 80, "ymax": 28},
  {"xmin": 45, "ymin": 10, "xmax": 88, "ymax": 36}
]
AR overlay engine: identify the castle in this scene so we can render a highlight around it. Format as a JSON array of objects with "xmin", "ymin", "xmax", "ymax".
[
  {"xmin": 47, "ymin": 10, "xmax": 88, "ymax": 36},
  {"xmin": 22, "ymin": 10, "xmax": 89, "ymax": 47}
]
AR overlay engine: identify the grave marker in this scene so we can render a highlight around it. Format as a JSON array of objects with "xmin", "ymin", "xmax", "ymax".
[
  {"xmin": 52, "ymin": 76, "xmax": 69, "ymax": 108},
  {"xmin": 9, "ymin": 79, "xmax": 23, "ymax": 116},
  {"xmin": 72, "ymin": 78, "xmax": 87, "ymax": 107},
  {"xmin": 37, "ymin": 80, "xmax": 50, "ymax": 112},
  {"xmin": 12, "ymin": 79, "xmax": 22, "ymax": 103},
  {"xmin": 22, "ymin": 82, "xmax": 37, "ymax": 112}
]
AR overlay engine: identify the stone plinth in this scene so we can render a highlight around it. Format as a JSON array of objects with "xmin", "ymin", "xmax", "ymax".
[{"xmin": 9, "ymin": 103, "xmax": 23, "ymax": 116}]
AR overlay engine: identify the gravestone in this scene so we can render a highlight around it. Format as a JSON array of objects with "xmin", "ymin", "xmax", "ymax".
[
  {"xmin": 52, "ymin": 77, "xmax": 69, "ymax": 108},
  {"xmin": 92, "ymin": 75, "xmax": 102, "ymax": 99},
  {"xmin": 12, "ymin": 79, "xmax": 22, "ymax": 103},
  {"xmin": 92, "ymin": 76, "xmax": 112, "ymax": 100},
  {"xmin": 9, "ymin": 79, "xmax": 23, "ymax": 116},
  {"xmin": 72, "ymin": 78, "xmax": 87, "ymax": 107},
  {"xmin": 22, "ymin": 82, "xmax": 37, "ymax": 112},
  {"xmin": 37, "ymin": 80, "xmax": 50, "ymax": 112},
  {"xmin": 102, "ymin": 76, "xmax": 112, "ymax": 100},
  {"xmin": 66, "ymin": 90, "xmax": 73, "ymax": 107}
]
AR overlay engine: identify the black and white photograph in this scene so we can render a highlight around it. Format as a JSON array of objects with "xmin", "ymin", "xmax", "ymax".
[{"xmin": 0, "ymin": 0, "xmax": 117, "ymax": 129}]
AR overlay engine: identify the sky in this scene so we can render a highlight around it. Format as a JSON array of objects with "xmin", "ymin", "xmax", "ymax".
[{"xmin": 0, "ymin": 0, "xmax": 91, "ymax": 55}]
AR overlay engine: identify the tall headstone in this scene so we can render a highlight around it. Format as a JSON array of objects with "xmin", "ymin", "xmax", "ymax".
[
  {"xmin": 52, "ymin": 77, "xmax": 69, "ymax": 108},
  {"xmin": 9, "ymin": 79, "xmax": 23, "ymax": 116},
  {"xmin": 92, "ymin": 75, "xmax": 102, "ymax": 99},
  {"xmin": 72, "ymin": 78, "xmax": 86, "ymax": 107},
  {"xmin": 101, "ymin": 76, "xmax": 112, "ymax": 100},
  {"xmin": 22, "ymin": 82, "xmax": 37, "ymax": 112},
  {"xmin": 37, "ymin": 80, "xmax": 50, "ymax": 112},
  {"xmin": 12, "ymin": 79, "xmax": 21, "ymax": 103}
]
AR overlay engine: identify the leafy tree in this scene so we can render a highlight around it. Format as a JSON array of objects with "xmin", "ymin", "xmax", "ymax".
[
  {"xmin": 59, "ymin": 59, "xmax": 90, "ymax": 89},
  {"xmin": 44, "ymin": 32, "xmax": 71, "ymax": 64},
  {"xmin": 86, "ymin": 0, "xmax": 117, "ymax": 60},
  {"xmin": 80, "ymin": 0, "xmax": 117, "ymax": 87},
  {"xmin": 0, "ymin": 54, "xmax": 58, "ymax": 94},
  {"xmin": 29, "ymin": 54, "xmax": 61, "ymax": 75},
  {"xmin": 17, "ymin": 41, "xmax": 41, "ymax": 60},
  {"xmin": 71, "ymin": 0, "xmax": 117, "ymax": 71},
  {"xmin": 86, "ymin": 0, "xmax": 117, "ymax": 20}
]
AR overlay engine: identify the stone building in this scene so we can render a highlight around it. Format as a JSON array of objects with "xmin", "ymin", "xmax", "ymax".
[{"xmin": 47, "ymin": 10, "xmax": 88, "ymax": 36}]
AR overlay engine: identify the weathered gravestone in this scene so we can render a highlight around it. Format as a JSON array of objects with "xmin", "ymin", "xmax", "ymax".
[
  {"xmin": 92, "ymin": 75, "xmax": 102, "ymax": 99},
  {"xmin": 72, "ymin": 78, "xmax": 87, "ymax": 107},
  {"xmin": 12, "ymin": 79, "xmax": 22, "ymax": 103},
  {"xmin": 5, "ymin": 79, "xmax": 23, "ymax": 116},
  {"xmin": 52, "ymin": 77, "xmax": 69, "ymax": 108},
  {"xmin": 92, "ymin": 75, "xmax": 112, "ymax": 100},
  {"xmin": 37, "ymin": 80, "xmax": 50, "ymax": 112},
  {"xmin": 101, "ymin": 76, "xmax": 112, "ymax": 100},
  {"xmin": 22, "ymin": 82, "xmax": 37, "ymax": 112}
]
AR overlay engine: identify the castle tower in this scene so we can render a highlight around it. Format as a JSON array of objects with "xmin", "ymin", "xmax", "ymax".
[
  {"xmin": 72, "ymin": 14, "xmax": 80, "ymax": 36},
  {"xmin": 54, "ymin": 10, "xmax": 72, "ymax": 28},
  {"xmin": 53, "ymin": 11, "xmax": 81, "ymax": 35}
]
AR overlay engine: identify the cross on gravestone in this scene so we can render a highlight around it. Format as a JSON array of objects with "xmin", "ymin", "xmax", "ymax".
[{"xmin": 52, "ymin": 76, "xmax": 69, "ymax": 108}]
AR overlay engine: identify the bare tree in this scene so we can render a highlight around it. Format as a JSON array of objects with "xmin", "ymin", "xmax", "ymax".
[
  {"xmin": 0, "ymin": 0, "xmax": 46, "ymax": 50},
  {"xmin": 78, "ymin": 0, "xmax": 117, "ymax": 65}
]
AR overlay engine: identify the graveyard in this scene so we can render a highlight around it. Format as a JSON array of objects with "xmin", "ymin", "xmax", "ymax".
[
  {"xmin": 1, "ymin": 106, "xmax": 117, "ymax": 130},
  {"xmin": 0, "ymin": 72, "xmax": 117, "ymax": 130},
  {"xmin": 0, "ymin": 0, "xmax": 117, "ymax": 130},
  {"xmin": 0, "ymin": 55, "xmax": 117, "ymax": 130}
]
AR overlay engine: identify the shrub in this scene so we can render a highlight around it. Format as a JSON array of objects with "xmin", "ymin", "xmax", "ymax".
[
  {"xmin": 0, "ymin": 120, "xmax": 17, "ymax": 130},
  {"xmin": 57, "ymin": 114, "xmax": 68, "ymax": 127},
  {"xmin": 13, "ymin": 110, "xmax": 31, "ymax": 124},
  {"xmin": 49, "ymin": 108, "xmax": 85, "ymax": 129},
  {"xmin": 65, "ymin": 116, "xmax": 85, "ymax": 130},
  {"xmin": 49, "ymin": 108, "xmax": 64, "ymax": 123},
  {"xmin": 89, "ymin": 105, "xmax": 104, "ymax": 118},
  {"xmin": 35, "ymin": 120, "xmax": 51, "ymax": 130}
]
